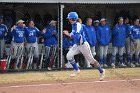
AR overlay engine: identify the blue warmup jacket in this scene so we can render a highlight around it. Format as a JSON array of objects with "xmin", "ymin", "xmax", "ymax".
[
  {"xmin": 63, "ymin": 36, "xmax": 71, "ymax": 48},
  {"xmin": 71, "ymin": 22, "xmax": 86, "ymax": 45},
  {"xmin": 112, "ymin": 24, "xmax": 126, "ymax": 47},
  {"xmin": 25, "ymin": 27, "xmax": 42, "ymax": 43},
  {"xmin": 0, "ymin": 24, "xmax": 8, "ymax": 39},
  {"xmin": 124, "ymin": 23, "xmax": 131, "ymax": 38},
  {"xmin": 130, "ymin": 25, "xmax": 140, "ymax": 40},
  {"xmin": 83, "ymin": 24, "xmax": 96, "ymax": 47},
  {"xmin": 11, "ymin": 26, "xmax": 25, "ymax": 43},
  {"xmin": 43, "ymin": 26, "xmax": 57, "ymax": 47},
  {"xmin": 96, "ymin": 24, "xmax": 111, "ymax": 46}
]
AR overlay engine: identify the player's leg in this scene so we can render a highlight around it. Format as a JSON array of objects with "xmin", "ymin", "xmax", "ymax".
[
  {"xmin": 134, "ymin": 39, "xmax": 140, "ymax": 66},
  {"xmin": 99, "ymin": 45, "xmax": 104, "ymax": 67},
  {"xmin": 86, "ymin": 46, "xmax": 95, "ymax": 68},
  {"xmin": 111, "ymin": 47, "xmax": 118, "ymax": 68},
  {"xmin": 118, "ymin": 47, "xmax": 126, "ymax": 67},
  {"xmin": 128, "ymin": 40, "xmax": 135, "ymax": 67},
  {"xmin": 79, "ymin": 42, "xmax": 105, "ymax": 80},
  {"xmin": 33, "ymin": 43, "xmax": 39, "ymax": 69},
  {"xmin": 103, "ymin": 45, "xmax": 109, "ymax": 67},
  {"xmin": 66, "ymin": 44, "xmax": 80, "ymax": 76},
  {"xmin": 0, "ymin": 39, "xmax": 5, "ymax": 59}
]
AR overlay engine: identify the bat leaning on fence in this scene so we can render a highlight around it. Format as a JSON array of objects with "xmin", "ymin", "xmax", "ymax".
[
  {"xmin": 39, "ymin": 46, "xmax": 44, "ymax": 69},
  {"xmin": 15, "ymin": 46, "xmax": 24, "ymax": 70},
  {"xmin": 26, "ymin": 47, "xmax": 35, "ymax": 69}
]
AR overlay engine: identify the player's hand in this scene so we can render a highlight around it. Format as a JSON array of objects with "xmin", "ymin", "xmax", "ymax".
[
  {"xmin": 134, "ymin": 42, "xmax": 138, "ymax": 49},
  {"xmin": 11, "ymin": 25, "xmax": 16, "ymax": 32},
  {"xmin": 42, "ymin": 29, "xmax": 46, "ymax": 34},
  {"xmin": 23, "ymin": 24, "xmax": 26, "ymax": 27},
  {"xmin": 63, "ymin": 30, "xmax": 70, "ymax": 36},
  {"xmin": 13, "ymin": 25, "xmax": 17, "ymax": 29}
]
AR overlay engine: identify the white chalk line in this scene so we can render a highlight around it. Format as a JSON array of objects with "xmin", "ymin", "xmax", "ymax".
[{"xmin": 0, "ymin": 78, "xmax": 140, "ymax": 89}]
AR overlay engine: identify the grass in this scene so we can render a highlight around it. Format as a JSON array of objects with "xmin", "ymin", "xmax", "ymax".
[{"xmin": 0, "ymin": 68, "xmax": 140, "ymax": 84}]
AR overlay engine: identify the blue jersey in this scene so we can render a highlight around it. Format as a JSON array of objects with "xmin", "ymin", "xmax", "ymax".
[
  {"xmin": 124, "ymin": 23, "xmax": 131, "ymax": 38},
  {"xmin": 71, "ymin": 22, "xmax": 86, "ymax": 45},
  {"xmin": 25, "ymin": 27, "xmax": 42, "ymax": 43},
  {"xmin": 83, "ymin": 24, "xmax": 96, "ymax": 46},
  {"xmin": 63, "ymin": 36, "xmax": 71, "ymax": 48},
  {"xmin": 0, "ymin": 24, "xmax": 8, "ymax": 39},
  {"xmin": 43, "ymin": 26, "xmax": 57, "ymax": 46},
  {"xmin": 97, "ymin": 24, "xmax": 111, "ymax": 46},
  {"xmin": 130, "ymin": 25, "xmax": 140, "ymax": 40},
  {"xmin": 11, "ymin": 26, "xmax": 25, "ymax": 43},
  {"xmin": 112, "ymin": 24, "xmax": 126, "ymax": 47}
]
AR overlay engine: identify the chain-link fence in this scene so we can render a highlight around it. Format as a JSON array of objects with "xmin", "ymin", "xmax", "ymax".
[{"xmin": 0, "ymin": 3, "xmax": 140, "ymax": 72}]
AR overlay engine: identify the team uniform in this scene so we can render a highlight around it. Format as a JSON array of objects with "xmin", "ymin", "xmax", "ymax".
[
  {"xmin": 97, "ymin": 24, "xmax": 111, "ymax": 67},
  {"xmin": 66, "ymin": 12, "xmax": 105, "ymax": 80},
  {"xmin": 11, "ymin": 26, "xmax": 25, "ymax": 59},
  {"xmin": 111, "ymin": 24, "xmax": 127, "ymax": 67},
  {"xmin": 43, "ymin": 25, "xmax": 57, "ymax": 47},
  {"xmin": 124, "ymin": 23, "xmax": 134, "ymax": 66},
  {"xmin": 0, "ymin": 24, "xmax": 8, "ymax": 59},
  {"xmin": 43, "ymin": 25, "xmax": 57, "ymax": 69},
  {"xmin": 130, "ymin": 25, "xmax": 140, "ymax": 66},
  {"xmin": 24, "ymin": 26, "xmax": 42, "ymax": 65},
  {"xmin": 83, "ymin": 24, "xmax": 96, "ymax": 67}
]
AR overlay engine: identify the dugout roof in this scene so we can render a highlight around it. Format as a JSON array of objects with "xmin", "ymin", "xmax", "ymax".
[{"xmin": 0, "ymin": 0, "xmax": 140, "ymax": 4}]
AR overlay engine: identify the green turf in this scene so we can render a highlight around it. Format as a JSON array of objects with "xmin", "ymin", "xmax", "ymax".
[{"xmin": 0, "ymin": 68, "xmax": 140, "ymax": 84}]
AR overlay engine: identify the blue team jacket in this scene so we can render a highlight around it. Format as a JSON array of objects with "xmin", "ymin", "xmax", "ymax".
[
  {"xmin": 0, "ymin": 24, "xmax": 8, "ymax": 39},
  {"xmin": 43, "ymin": 26, "xmax": 57, "ymax": 47},
  {"xmin": 63, "ymin": 36, "xmax": 71, "ymax": 48},
  {"xmin": 130, "ymin": 25, "xmax": 140, "ymax": 40},
  {"xmin": 25, "ymin": 27, "xmax": 42, "ymax": 43},
  {"xmin": 124, "ymin": 23, "xmax": 131, "ymax": 38},
  {"xmin": 71, "ymin": 22, "xmax": 86, "ymax": 45},
  {"xmin": 97, "ymin": 24, "xmax": 111, "ymax": 46},
  {"xmin": 112, "ymin": 24, "xmax": 126, "ymax": 47},
  {"xmin": 83, "ymin": 24, "xmax": 96, "ymax": 47},
  {"xmin": 11, "ymin": 26, "xmax": 25, "ymax": 43}
]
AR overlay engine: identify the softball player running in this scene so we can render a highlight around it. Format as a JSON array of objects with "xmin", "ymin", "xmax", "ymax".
[
  {"xmin": 129, "ymin": 18, "xmax": 140, "ymax": 66},
  {"xmin": 111, "ymin": 17, "xmax": 127, "ymax": 68},
  {"xmin": 0, "ymin": 16, "xmax": 8, "ymax": 59},
  {"xmin": 83, "ymin": 18, "xmax": 96, "ymax": 68},
  {"xmin": 97, "ymin": 18, "xmax": 111, "ymax": 67},
  {"xmin": 10, "ymin": 20, "xmax": 25, "ymax": 69},
  {"xmin": 63, "ymin": 12, "xmax": 105, "ymax": 81},
  {"xmin": 25, "ymin": 20, "xmax": 42, "ymax": 69}
]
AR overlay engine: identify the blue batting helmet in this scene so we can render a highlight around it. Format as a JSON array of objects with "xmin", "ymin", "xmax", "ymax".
[{"xmin": 67, "ymin": 12, "xmax": 78, "ymax": 20}]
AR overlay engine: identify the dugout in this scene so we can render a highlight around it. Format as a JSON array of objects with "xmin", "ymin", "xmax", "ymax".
[{"xmin": 0, "ymin": 0, "xmax": 140, "ymax": 69}]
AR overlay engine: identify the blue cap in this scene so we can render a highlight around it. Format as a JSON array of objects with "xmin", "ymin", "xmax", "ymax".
[
  {"xmin": 67, "ymin": 12, "xmax": 78, "ymax": 20},
  {"xmin": 0, "ymin": 16, "xmax": 3, "ymax": 19}
]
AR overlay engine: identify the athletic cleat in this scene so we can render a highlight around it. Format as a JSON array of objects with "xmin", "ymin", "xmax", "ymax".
[
  {"xmin": 111, "ymin": 63, "xmax": 115, "ymax": 68},
  {"xmin": 135, "ymin": 63, "xmax": 140, "ymax": 66},
  {"xmin": 47, "ymin": 67, "xmax": 52, "ymax": 71},
  {"xmin": 128, "ymin": 63, "xmax": 135, "ymax": 68},
  {"xmin": 100, "ymin": 64, "xmax": 103, "ymax": 68},
  {"xmin": 100, "ymin": 69, "xmax": 105, "ymax": 81},
  {"xmin": 70, "ymin": 69, "xmax": 80, "ymax": 77},
  {"xmin": 103, "ymin": 64, "xmax": 108, "ymax": 68},
  {"xmin": 119, "ymin": 63, "xmax": 126, "ymax": 67}
]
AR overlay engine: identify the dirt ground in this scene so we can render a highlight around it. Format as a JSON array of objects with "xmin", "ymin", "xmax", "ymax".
[{"xmin": 0, "ymin": 76, "xmax": 140, "ymax": 93}]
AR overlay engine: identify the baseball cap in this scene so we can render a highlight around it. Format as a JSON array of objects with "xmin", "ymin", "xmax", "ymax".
[
  {"xmin": 100, "ymin": 18, "xmax": 106, "ymax": 22},
  {"xmin": 94, "ymin": 20, "xmax": 99, "ymax": 23},
  {"xmin": 16, "ymin": 20, "xmax": 25, "ymax": 24},
  {"xmin": 49, "ymin": 20, "xmax": 57, "ymax": 25}
]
